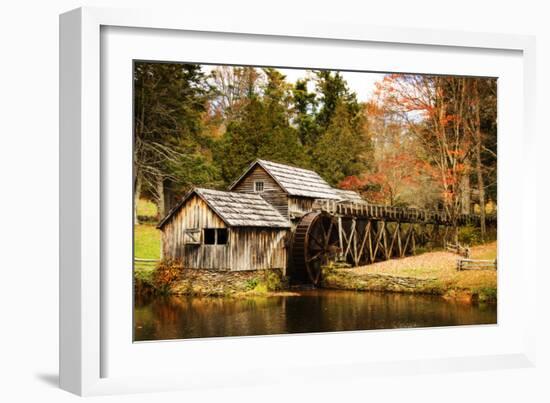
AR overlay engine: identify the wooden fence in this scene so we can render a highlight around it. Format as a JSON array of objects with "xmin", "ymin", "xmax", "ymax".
[
  {"xmin": 134, "ymin": 257, "xmax": 159, "ymax": 269},
  {"xmin": 445, "ymin": 242, "xmax": 471, "ymax": 258},
  {"xmin": 456, "ymin": 258, "xmax": 497, "ymax": 271}
]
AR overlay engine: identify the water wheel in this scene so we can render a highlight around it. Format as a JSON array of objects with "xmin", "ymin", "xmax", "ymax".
[{"xmin": 290, "ymin": 211, "xmax": 340, "ymax": 286}]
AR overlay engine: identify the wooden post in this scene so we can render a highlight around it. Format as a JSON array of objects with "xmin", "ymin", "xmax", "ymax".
[
  {"xmin": 344, "ymin": 218, "xmax": 356, "ymax": 262},
  {"xmin": 382, "ymin": 220, "xmax": 389, "ymax": 260},
  {"xmin": 402, "ymin": 224, "xmax": 413, "ymax": 256},
  {"xmin": 368, "ymin": 220, "xmax": 375, "ymax": 263},
  {"xmin": 373, "ymin": 221, "xmax": 384, "ymax": 261},
  {"xmin": 397, "ymin": 224, "xmax": 403, "ymax": 257},
  {"xmin": 411, "ymin": 227, "xmax": 416, "ymax": 255},
  {"xmin": 389, "ymin": 222, "xmax": 399, "ymax": 259},
  {"xmin": 357, "ymin": 220, "xmax": 370, "ymax": 265},
  {"xmin": 351, "ymin": 217, "xmax": 359, "ymax": 266},
  {"xmin": 338, "ymin": 216, "xmax": 343, "ymax": 260}
]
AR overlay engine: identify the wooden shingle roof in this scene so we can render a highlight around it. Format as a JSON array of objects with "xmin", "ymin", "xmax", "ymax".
[
  {"xmin": 230, "ymin": 159, "xmax": 341, "ymax": 199},
  {"xmin": 333, "ymin": 188, "xmax": 364, "ymax": 202},
  {"xmin": 157, "ymin": 188, "xmax": 290, "ymax": 229}
]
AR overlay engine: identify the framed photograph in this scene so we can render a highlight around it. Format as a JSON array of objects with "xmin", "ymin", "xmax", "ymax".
[{"xmin": 60, "ymin": 7, "xmax": 537, "ymax": 396}]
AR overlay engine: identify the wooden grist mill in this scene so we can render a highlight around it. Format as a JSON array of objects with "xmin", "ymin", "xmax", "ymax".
[{"xmin": 158, "ymin": 159, "xmax": 496, "ymax": 286}]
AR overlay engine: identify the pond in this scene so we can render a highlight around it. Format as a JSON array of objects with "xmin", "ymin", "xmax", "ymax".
[{"xmin": 134, "ymin": 290, "xmax": 496, "ymax": 341}]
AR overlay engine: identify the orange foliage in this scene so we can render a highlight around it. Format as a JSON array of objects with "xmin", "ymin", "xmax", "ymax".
[{"xmin": 340, "ymin": 150, "xmax": 425, "ymax": 206}]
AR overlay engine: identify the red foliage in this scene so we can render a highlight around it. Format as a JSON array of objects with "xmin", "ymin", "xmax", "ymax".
[{"xmin": 339, "ymin": 150, "xmax": 426, "ymax": 206}]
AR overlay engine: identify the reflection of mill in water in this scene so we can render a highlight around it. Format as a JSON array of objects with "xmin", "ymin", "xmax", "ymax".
[{"xmin": 134, "ymin": 291, "xmax": 497, "ymax": 341}]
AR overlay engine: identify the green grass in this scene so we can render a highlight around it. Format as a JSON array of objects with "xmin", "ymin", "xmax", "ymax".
[
  {"xmin": 134, "ymin": 199, "xmax": 161, "ymax": 279},
  {"xmin": 137, "ymin": 199, "xmax": 157, "ymax": 217},
  {"xmin": 134, "ymin": 224, "xmax": 161, "ymax": 260},
  {"xmin": 134, "ymin": 266, "xmax": 156, "ymax": 283}
]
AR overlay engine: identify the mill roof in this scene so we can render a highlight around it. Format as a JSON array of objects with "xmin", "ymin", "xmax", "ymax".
[
  {"xmin": 229, "ymin": 159, "xmax": 341, "ymax": 199},
  {"xmin": 333, "ymin": 188, "xmax": 364, "ymax": 203},
  {"xmin": 230, "ymin": 159, "xmax": 365, "ymax": 202},
  {"xmin": 157, "ymin": 187, "xmax": 290, "ymax": 229}
]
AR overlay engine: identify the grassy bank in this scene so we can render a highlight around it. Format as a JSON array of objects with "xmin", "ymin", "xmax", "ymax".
[
  {"xmin": 133, "ymin": 223, "xmax": 161, "ymax": 289},
  {"xmin": 322, "ymin": 242, "xmax": 497, "ymax": 303},
  {"xmin": 134, "ymin": 197, "xmax": 161, "ymax": 267},
  {"xmin": 134, "ymin": 199, "xmax": 161, "ymax": 292}
]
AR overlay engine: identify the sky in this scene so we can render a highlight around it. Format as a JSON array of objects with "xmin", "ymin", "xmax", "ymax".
[
  {"xmin": 277, "ymin": 68, "xmax": 386, "ymax": 102},
  {"xmin": 278, "ymin": 69, "xmax": 384, "ymax": 102},
  {"xmin": 202, "ymin": 64, "xmax": 386, "ymax": 103}
]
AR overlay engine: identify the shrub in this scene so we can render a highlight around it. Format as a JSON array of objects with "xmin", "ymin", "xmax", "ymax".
[
  {"xmin": 474, "ymin": 286, "xmax": 497, "ymax": 303},
  {"xmin": 152, "ymin": 259, "xmax": 182, "ymax": 294},
  {"xmin": 252, "ymin": 282, "xmax": 268, "ymax": 294},
  {"xmin": 244, "ymin": 278, "xmax": 259, "ymax": 290},
  {"xmin": 264, "ymin": 270, "xmax": 284, "ymax": 291},
  {"xmin": 458, "ymin": 225, "xmax": 481, "ymax": 246},
  {"xmin": 134, "ymin": 267, "xmax": 156, "ymax": 295}
]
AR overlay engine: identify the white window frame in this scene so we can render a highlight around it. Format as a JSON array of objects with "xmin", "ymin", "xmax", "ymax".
[{"xmin": 254, "ymin": 180, "xmax": 265, "ymax": 193}]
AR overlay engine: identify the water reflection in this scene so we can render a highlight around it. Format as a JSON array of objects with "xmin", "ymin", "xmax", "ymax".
[{"xmin": 134, "ymin": 290, "xmax": 496, "ymax": 341}]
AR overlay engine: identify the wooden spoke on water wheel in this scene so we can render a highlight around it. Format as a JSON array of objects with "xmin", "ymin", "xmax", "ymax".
[{"xmin": 291, "ymin": 212, "xmax": 340, "ymax": 286}]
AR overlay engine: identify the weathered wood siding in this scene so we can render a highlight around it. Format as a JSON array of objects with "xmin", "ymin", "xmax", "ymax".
[
  {"xmin": 230, "ymin": 228, "xmax": 288, "ymax": 272},
  {"xmin": 161, "ymin": 195, "xmax": 231, "ymax": 269},
  {"xmin": 161, "ymin": 193, "xmax": 289, "ymax": 271},
  {"xmin": 232, "ymin": 165, "xmax": 289, "ymax": 218},
  {"xmin": 288, "ymin": 196, "xmax": 315, "ymax": 217}
]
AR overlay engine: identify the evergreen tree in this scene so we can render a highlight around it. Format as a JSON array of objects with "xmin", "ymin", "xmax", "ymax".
[
  {"xmin": 308, "ymin": 71, "xmax": 373, "ymax": 183},
  {"xmin": 313, "ymin": 101, "xmax": 368, "ymax": 185},
  {"xmin": 314, "ymin": 71, "xmax": 361, "ymax": 132},
  {"xmin": 292, "ymin": 78, "xmax": 318, "ymax": 147},
  {"xmin": 216, "ymin": 68, "xmax": 308, "ymax": 182}
]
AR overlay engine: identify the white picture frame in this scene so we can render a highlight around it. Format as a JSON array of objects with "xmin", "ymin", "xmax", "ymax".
[{"xmin": 60, "ymin": 6, "xmax": 537, "ymax": 396}]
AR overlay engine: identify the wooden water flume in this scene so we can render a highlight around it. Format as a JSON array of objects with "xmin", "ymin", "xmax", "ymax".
[{"xmin": 289, "ymin": 199, "xmax": 496, "ymax": 285}]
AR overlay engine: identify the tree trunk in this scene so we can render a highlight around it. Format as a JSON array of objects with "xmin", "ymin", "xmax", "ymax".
[
  {"xmin": 473, "ymin": 82, "xmax": 486, "ymax": 241},
  {"xmin": 460, "ymin": 174, "xmax": 471, "ymax": 214},
  {"xmin": 156, "ymin": 176, "xmax": 165, "ymax": 220},
  {"xmin": 475, "ymin": 143, "xmax": 486, "ymax": 241},
  {"xmin": 454, "ymin": 224, "xmax": 459, "ymax": 245},
  {"xmin": 133, "ymin": 170, "xmax": 142, "ymax": 225}
]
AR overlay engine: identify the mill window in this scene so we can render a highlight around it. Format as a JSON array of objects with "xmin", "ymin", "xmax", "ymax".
[
  {"xmin": 254, "ymin": 181, "xmax": 264, "ymax": 193},
  {"xmin": 217, "ymin": 228, "xmax": 228, "ymax": 244},
  {"xmin": 183, "ymin": 228, "xmax": 200, "ymax": 244},
  {"xmin": 203, "ymin": 228, "xmax": 228, "ymax": 245},
  {"xmin": 204, "ymin": 228, "xmax": 216, "ymax": 244}
]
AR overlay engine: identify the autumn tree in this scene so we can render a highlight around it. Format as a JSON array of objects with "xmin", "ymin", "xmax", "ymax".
[
  {"xmin": 341, "ymin": 102, "xmax": 437, "ymax": 207},
  {"xmin": 208, "ymin": 66, "xmax": 264, "ymax": 121},
  {"xmin": 375, "ymin": 74, "xmax": 477, "ymax": 240},
  {"xmin": 463, "ymin": 78, "xmax": 497, "ymax": 240}
]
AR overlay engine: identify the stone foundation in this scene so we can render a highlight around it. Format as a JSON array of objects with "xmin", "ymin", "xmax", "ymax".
[{"xmin": 170, "ymin": 268, "xmax": 286, "ymax": 296}]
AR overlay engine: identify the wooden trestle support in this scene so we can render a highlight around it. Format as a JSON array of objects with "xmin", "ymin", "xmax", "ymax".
[{"xmin": 289, "ymin": 199, "xmax": 496, "ymax": 285}]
